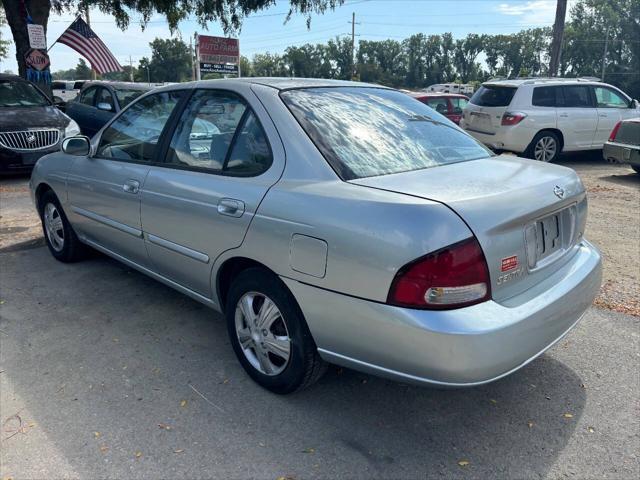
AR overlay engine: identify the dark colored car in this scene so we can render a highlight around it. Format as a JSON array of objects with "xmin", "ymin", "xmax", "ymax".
[
  {"xmin": 65, "ymin": 81, "xmax": 152, "ymax": 137},
  {"xmin": 0, "ymin": 74, "xmax": 80, "ymax": 174},
  {"xmin": 603, "ymin": 118, "xmax": 640, "ymax": 174},
  {"xmin": 408, "ymin": 92, "xmax": 470, "ymax": 125}
]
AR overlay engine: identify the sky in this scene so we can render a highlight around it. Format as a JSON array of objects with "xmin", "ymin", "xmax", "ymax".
[{"xmin": 0, "ymin": 0, "xmax": 575, "ymax": 74}]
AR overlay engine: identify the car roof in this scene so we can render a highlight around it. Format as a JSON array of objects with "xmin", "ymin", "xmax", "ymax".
[
  {"xmin": 482, "ymin": 77, "xmax": 608, "ymax": 88},
  {"xmin": 147, "ymin": 77, "xmax": 389, "ymax": 93},
  {"xmin": 408, "ymin": 91, "xmax": 468, "ymax": 98},
  {"xmin": 0, "ymin": 73, "xmax": 31, "ymax": 83},
  {"xmin": 81, "ymin": 81, "xmax": 153, "ymax": 91}
]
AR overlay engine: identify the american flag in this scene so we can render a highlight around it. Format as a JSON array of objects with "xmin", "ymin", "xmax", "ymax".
[{"xmin": 57, "ymin": 17, "xmax": 123, "ymax": 74}]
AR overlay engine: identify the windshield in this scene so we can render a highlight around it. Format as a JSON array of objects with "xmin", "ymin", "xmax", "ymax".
[
  {"xmin": 0, "ymin": 80, "xmax": 50, "ymax": 107},
  {"xmin": 469, "ymin": 85, "xmax": 516, "ymax": 107},
  {"xmin": 115, "ymin": 89, "xmax": 146, "ymax": 108},
  {"xmin": 281, "ymin": 87, "xmax": 491, "ymax": 180}
]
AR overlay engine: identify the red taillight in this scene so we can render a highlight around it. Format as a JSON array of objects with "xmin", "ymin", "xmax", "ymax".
[
  {"xmin": 387, "ymin": 237, "xmax": 491, "ymax": 310},
  {"xmin": 501, "ymin": 112, "xmax": 527, "ymax": 126},
  {"xmin": 609, "ymin": 121, "xmax": 622, "ymax": 142}
]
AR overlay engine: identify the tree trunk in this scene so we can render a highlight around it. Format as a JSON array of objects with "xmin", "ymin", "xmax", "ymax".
[
  {"xmin": 549, "ymin": 0, "xmax": 567, "ymax": 77},
  {"xmin": 3, "ymin": 0, "xmax": 52, "ymax": 97}
]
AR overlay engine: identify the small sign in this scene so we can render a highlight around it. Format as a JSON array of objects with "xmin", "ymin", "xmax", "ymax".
[
  {"xmin": 25, "ymin": 49, "xmax": 50, "ymax": 71},
  {"xmin": 27, "ymin": 24, "xmax": 47, "ymax": 49},
  {"xmin": 199, "ymin": 62, "xmax": 239, "ymax": 74},
  {"xmin": 500, "ymin": 255, "xmax": 519, "ymax": 272}
]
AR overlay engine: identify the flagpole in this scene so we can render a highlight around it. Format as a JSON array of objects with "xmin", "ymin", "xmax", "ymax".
[{"xmin": 85, "ymin": 9, "xmax": 97, "ymax": 80}]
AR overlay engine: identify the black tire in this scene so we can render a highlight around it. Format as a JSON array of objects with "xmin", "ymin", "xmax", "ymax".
[
  {"xmin": 225, "ymin": 268, "xmax": 326, "ymax": 394},
  {"xmin": 526, "ymin": 131, "xmax": 561, "ymax": 162},
  {"xmin": 39, "ymin": 190, "xmax": 86, "ymax": 262}
]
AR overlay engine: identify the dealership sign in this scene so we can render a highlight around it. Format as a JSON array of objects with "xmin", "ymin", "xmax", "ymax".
[{"xmin": 197, "ymin": 35, "xmax": 239, "ymax": 75}]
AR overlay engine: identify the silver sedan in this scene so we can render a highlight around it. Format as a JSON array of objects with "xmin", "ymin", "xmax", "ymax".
[{"xmin": 30, "ymin": 78, "xmax": 602, "ymax": 393}]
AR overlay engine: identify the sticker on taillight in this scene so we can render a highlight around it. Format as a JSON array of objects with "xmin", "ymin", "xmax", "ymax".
[{"xmin": 500, "ymin": 255, "xmax": 518, "ymax": 272}]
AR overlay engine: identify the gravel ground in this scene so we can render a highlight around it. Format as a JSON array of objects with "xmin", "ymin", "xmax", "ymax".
[{"xmin": 1, "ymin": 152, "xmax": 639, "ymax": 315}]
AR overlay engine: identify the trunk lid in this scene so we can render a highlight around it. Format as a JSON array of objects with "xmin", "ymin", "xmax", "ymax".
[{"xmin": 350, "ymin": 155, "xmax": 587, "ymax": 303}]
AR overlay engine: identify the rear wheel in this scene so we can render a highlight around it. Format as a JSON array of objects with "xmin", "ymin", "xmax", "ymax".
[
  {"xmin": 225, "ymin": 268, "xmax": 326, "ymax": 394},
  {"xmin": 527, "ymin": 131, "xmax": 561, "ymax": 162},
  {"xmin": 39, "ymin": 190, "xmax": 86, "ymax": 262}
]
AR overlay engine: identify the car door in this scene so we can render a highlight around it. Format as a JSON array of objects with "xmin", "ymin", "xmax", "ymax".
[
  {"xmin": 66, "ymin": 86, "xmax": 98, "ymax": 136},
  {"xmin": 592, "ymin": 85, "xmax": 631, "ymax": 147},
  {"xmin": 556, "ymin": 85, "xmax": 598, "ymax": 150},
  {"xmin": 140, "ymin": 87, "xmax": 285, "ymax": 298},
  {"xmin": 66, "ymin": 89, "xmax": 185, "ymax": 267},
  {"xmin": 94, "ymin": 87, "xmax": 117, "ymax": 132}
]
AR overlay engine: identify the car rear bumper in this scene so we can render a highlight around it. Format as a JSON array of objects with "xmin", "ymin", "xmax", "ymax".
[
  {"xmin": 603, "ymin": 141, "xmax": 640, "ymax": 167},
  {"xmin": 461, "ymin": 122, "xmax": 532, "ymax": 153},
  {"xmin": 283, "ymin": 240, "xmax": 602, "ymax": 387}
]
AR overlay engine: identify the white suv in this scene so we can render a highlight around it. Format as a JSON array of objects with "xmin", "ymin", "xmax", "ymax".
[{"xmin": 460, "ymin": 78, "xmax": 640, "ymax": 162}]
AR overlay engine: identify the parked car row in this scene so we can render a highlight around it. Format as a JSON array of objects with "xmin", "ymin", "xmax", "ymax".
[{"xmin": 30, "ymin": 78, "xmax": 602, "ymax": 393}]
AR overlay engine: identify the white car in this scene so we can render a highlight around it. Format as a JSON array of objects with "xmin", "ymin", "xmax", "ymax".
[
  {"xmin": 51, "ymin": 80, "xmax": 87, "ymax": 103},
  {"xmin": 460, "ymin": 78, "xmax": 640, "ymax": 162}
]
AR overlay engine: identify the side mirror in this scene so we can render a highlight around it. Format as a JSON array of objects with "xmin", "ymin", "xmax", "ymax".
[
  {"xmin": 631, "ymin": 99, "xmax": 639, "ymax": 109},
  {"xmin": 62, "ymin": 136, "xmax": 91, "ymax": 156},
  {"xmin": 97, "ymin": 102, "xmax": 113, "ymax": 112},
  {"xmin": 53, "ymin": 96, "xmax": 65, "ymax": 105}
]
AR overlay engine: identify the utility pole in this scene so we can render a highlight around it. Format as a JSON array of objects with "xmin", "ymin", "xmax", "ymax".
[
  {"xmin": 348, "ymin": 12, "xmax": 360, "ymax": 80},
  {"xmin": 601, "ymin": 25, "xmax": 610, "ymax": 80},
  {"xmin": 85, "ymin": 9, "xmax": 97, "ymax": 80},
  {"xmin": 549, "ymin": 0, "xmax": 567, "ymax": 77},
  {"xmin": 129, "ymin": 55, "xmax": 134, "ymax": 82}
]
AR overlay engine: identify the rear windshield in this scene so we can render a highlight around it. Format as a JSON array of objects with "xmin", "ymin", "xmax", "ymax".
[
  {"xmin": 115, "ymin": 88, "xmax": 146, "ymax": 108},
  {"xmin": 470, "ymin": 85, "xmax": 517, "ymax": 107},
  {"xmin": 281, "ymin": 87, "xmax": 491, "ymax": 180},
  {"xmin": 0, "ymin": 80, "xmax": 50, "ymax": 107}
]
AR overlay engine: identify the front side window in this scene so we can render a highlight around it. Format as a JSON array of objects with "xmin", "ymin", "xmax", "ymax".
[
  {"xmin": 593, "ymin": 86, "xmax": 629, "ymax": 108},
  {"xmin": 97, "ymin": 90, "xmax": 183, "ymax": 162},
  {"xmin": 0, "ymin": 80, "xmax": 49, "ymax": 107},
  {"xmin": 281, "ymin": 87, "xmax": 492, "ymax": 180},
  {"xmin": 165, "ymin": 90, "xmax": 272, "ymax": 175},
  {"xmin": 469, "ymin": 85, "xmax": 517, "ymax": 107},
  {"xmin": 115, "ymin": 89, "xmax": 146, "ymax": 109},
  {"xmin": 560, "ymin": 86, "xmax": 593, "ymax": 108},
  {"xmin": 80, "ymin": 87, "xmax": 97, "ymax": 106},
  {"xmin": 532, "ymin": 86, "xmax": 559, "ymax": 107}
]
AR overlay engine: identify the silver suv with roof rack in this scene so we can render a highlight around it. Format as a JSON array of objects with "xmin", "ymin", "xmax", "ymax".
[{"xmin": 460, "ymin": 78, "xmax": 640, "ymax": 162}]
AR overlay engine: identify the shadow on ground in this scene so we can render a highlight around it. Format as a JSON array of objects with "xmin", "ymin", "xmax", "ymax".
[{"xmin": 0, "ymin": 247, "xmax": 587, "ymax": 479}]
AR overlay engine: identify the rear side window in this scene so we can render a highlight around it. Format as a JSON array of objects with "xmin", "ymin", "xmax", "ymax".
[
  {"xmin": 80, "ymin": 87, "xmax": 97, "ymax": 105},
  {"xmin": 469, "ymin": 85, "xmax": 516, "ymax": 107},
  {"xmin": 532, "ymin": 86, "xmax": 560, "ymax": 107},
  {"xmin": 424, "ymin": 98, "xmax": 449, "ymax": 115},
  {"xmin": 560, "ymin": 86, "xmax": 593, "ymax": 108},
  {"xmin": 97, "ymin": 90, "xmax": 183, "ymax": 162},
  {"xmin": 450, "ymin": 97, "xmax": 468, "ymax": 114},
  {"xmin": 281, "ymin": 87, "xmax": 491, "ymax": 180}
]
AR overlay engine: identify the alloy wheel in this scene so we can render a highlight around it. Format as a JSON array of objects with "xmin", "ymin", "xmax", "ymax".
[
  {"xmin": 43, "ymin": 202, "xmax": 65, "ymax": 252},
  {"xmin": 234, "ymin": 292, "xmax": 291, "ymax": 376},
  {"xmin": 534, "ymin": 136, "xmax": 557, "ymax": 162}
]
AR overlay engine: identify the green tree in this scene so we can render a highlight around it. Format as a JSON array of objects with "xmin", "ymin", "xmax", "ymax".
[
  {"xmin": 0, "ymin": 6, "xmax": 10, "ymax": 62},
  {"xmin": 145, "ymin": 38, "xmax": 191, "ymax": 82}
]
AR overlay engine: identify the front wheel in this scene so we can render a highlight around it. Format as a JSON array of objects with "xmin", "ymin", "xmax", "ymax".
[
  {"xmin": 527, "ymin": 131, "xmax": 561, "ymax": 162},
  {"xmin": 39, "ymin": 190, "xmax": 86, "ymax": 262},
  {"xmin": 225, "ymin": 268, "xmax": 326, "ymax": 394}
]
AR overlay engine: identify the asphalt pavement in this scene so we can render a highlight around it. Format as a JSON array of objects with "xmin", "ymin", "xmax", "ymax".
[{"xmin": 1, "ymin": 244, "xmax": 639, "ymax": 479}]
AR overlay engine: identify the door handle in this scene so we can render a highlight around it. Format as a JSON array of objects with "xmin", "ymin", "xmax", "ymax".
[
  {"xmin": 217, "ymin": 198, "xmax": 245, "ymax": 217},
  {"xmin": 122, "ymin": 179, "xmax": 140, "ymax": 194},
  {"xmin": 598, "ymin": 113, "xmax": 608, "ymax": 118},
  {"xmin": 559, "ymin": 113, "xmax": 569, "ymax": 118}
]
